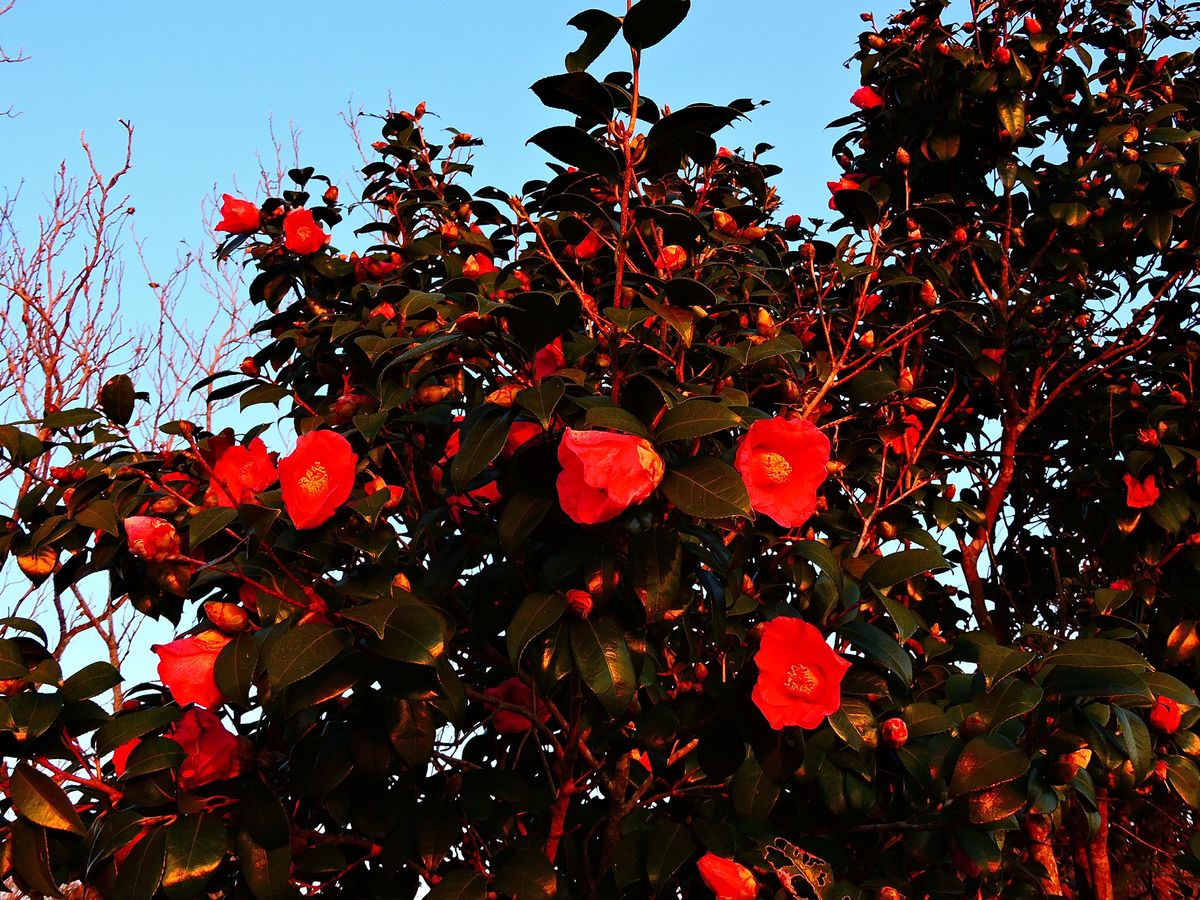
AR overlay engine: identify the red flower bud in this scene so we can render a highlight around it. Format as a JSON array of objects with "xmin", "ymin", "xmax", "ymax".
[
  {"xmin": 124, "ymin": 516, "xmax": 182, "ymax": 562},
  {"xmin": 565, "ymin": 589, "xmax": 594, "ymax": 619},
  {"xmin": 881, "ymin": 717, "xmax": 908, "ymax": 748},
  {"xmin": 1149, "ymin": 695, "xmax": 1182, "ymax": 734},
  {"xmin": 696, "ymin": 853, "xmax": 757, "ymax": 900},
  {"xmin": 215, "ymin": 195, "xmax": 261, "ymax": 235}
]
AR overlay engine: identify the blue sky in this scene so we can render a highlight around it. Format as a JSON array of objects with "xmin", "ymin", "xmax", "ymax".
[{"xmin": 1, "ymin": 1, "xmax": 919, "ymax": 309}]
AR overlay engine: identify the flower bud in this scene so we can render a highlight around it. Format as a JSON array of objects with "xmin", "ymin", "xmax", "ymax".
[
  {"xmin": 565, "ymin": 589, "xmax": 594, "ymax": 619},
  {"xmin": 919, "ymin": 279, "xmax": 938, "ymax": 307},
  {"xmin": 205, "ymin": 601, "xmax": 251, "ymax": 633},
  {"xmin": 881, "ymin": 717, "xmax": 908, "ymax": 748},
  {"xmin": 323, "ymin": 185, "xmax": 339, "ymax": 204}
]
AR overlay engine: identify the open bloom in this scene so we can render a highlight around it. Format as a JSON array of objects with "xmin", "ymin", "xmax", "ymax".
[
  {"xmin": 556, "ymin": 429, "xmax": 665, "ymax": 525},
  {"xmin": 153, "ymin": 630, "xmax": 230, "ymax": 708},
  {"xmin": 484, "ymin": 677, "xmax": 550, "ymax": 734},
  {"xmin": 171, "ymin": 708, "xmax": 252, "ymax": 789},
  {"xmin": 697, "ymin": 853, "xmax": 758, "ymax": 900},
  {"xmin": 215, "ymin": 194, "xmax": 260, "ymax": 234},
  {"xmin": 283, "ymin": 207, "xmax": 328, "ymax": 255},
  {"xmin": 851, "ymin": 86, "xmax": 884, "ymax": 109},
  {"xmin": 827, "ymin": 173, "xmax": 866, "ymax": 210},
  {"xmin": 1124, "ymin": 473, "xmax": 1160, "ymax": 509},
  {"xmin": 1150, "ymin": 695, "xmax": 1182, "ymax": 734},
  {"xmin": 124, "ymin": 516, "xmax": 182, "ymax": 562},
  {"xmin": 206, "ymin": 437, "xmax": 277, "ymax": 507},
  {"xmin": 533, "ymin": 338, "xmax": 566, "ymax": 381},
  {"xmin": 278, "ymin": 430, "xmax": 358, "ymax": 529},
  {"xmin": 752, "ymin": 617, "xmax": 850, "ymax": 730},
  {"xmin": 462, "ymin": 252, "xmax": 498, "ymax": 278},
  {"xmin": 734, "ymin": 417, "xmax": 830, "ymax": 528}
]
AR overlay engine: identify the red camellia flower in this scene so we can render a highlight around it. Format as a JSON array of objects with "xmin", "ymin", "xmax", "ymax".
[
  {"xmin": 556, "ymin": 428, "xmax": 665, "ymax": 525},
  {"xmin": 1149, "ymin": 695, "xmax": 1182, "ymax": 734},
  {"xmin": 881, "ymin": 717, "xmax": 909, "ymax": 749},
  {"xmin": 153, "ymin": 630, "xmax": 231, "ymax": 709},
  {"xmin": 884, "ymin": 414, "xmax": 923, "ymax": 458},
  {"xmin": 462, "ymin": 252, "xmax": 498, "ymax": 278},
  {"xmin": 696, "ymin": 852, "xmax": 758, "ymax": 900},
  {"xmin": 206, "ymin": 437, "xmax": 277, "ymax": 507},
  {"xmin": 484, "ymin": 677, "xmax": 551, "ymax": 734},
  {"xmin": 278, "ymin": 430, "xmax": 358, "ymax": 529},
  {"xmin": 566, "ymin": 230, "xmax": 605, "ymax": 260},
  {"xmin": 1124, "ymin": 473, "xmax": 1160, "ymax": 509},
  {"xmin": 124, "ymin": 516, "xmax": 182, "ymax": 562},
  {"xmin": 503, "ymin": 421, "xmax": 544, "ymax": 459},
  {"xmin": 734, "ymin": 417, "xmax": 830, "ymax": 528},
  {"xmin": 433, "ymin": 418, "xmax": 504, "ymax": 507},
  {"xmin": 111, "ymin": 737, "xmax": 139, "ymax": 777},
  {"xmin": 534, "ymin": 337, "xmax": 566, "ymax": 381},
  {"xmin": 170, "ymin": 708, "xmax": 252, "ymax": 790},
  {"xmin": 850, "ymin": 85, "xmax": 885, "ymax": 109},
  {"xmin": 827, "ymin": 173, "xmax": 866, "ymax": 209},
  {"xmin": 752, "ymin": 617, "xmax": 850, "ymax": 730},
  {"xmin": 283, "ymin": 207, "xmax": 328, "ymax": 255},
  {"xmin": 352, "ymin": 251, "xmax": 402, "ymax": 282},
  {"xmin": 783, "ymin": 214, "xmax": 802, "ymax": 231},
  {"xmin": 214, "ymin": 194, "xmax": 260, "ymax": 234},
  {"xmin": 655, "ymin": 244, "xmax": 688, "ymax": 274}
]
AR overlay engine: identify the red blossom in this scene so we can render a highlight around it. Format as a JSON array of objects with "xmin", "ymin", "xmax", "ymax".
[
  {"xmin": 462, "ymin": 252, "xmax": 498, "ymax": 279},
  {"xmin": 278, "ymin": 430, "xmax": 358, "ymax": 529},
  {"xmin": 484, "ymin": 677, "xmax": 550, "ymax": 734},
  {"xmin": 124, "ymin": 516, "xmax": 182, "ymax": 562},
  {"xmin": 153, "ymin": 630, "xmax": 231, "ymax": 709},
  {"xmin": 655, "ymin": 244, "xmax": 688, "ymax": 274},
  {"xmin": 283, "ymin": 208, "xmax": 328, "ymax": 255},
  {"xmin": 696, "ymin": 852, "xmax": 758, "ymax": 900},
  {"xmin": 565, "ymin": 230, "xmax": 605, "ymax": 260},
  {"xmin": 170, "ymin": 707, "xmax": 252, "ymax": 790},
  {"xmin": 881, "ymin": 717, "xmax": 909, "ymax": 749},
  {"xmin": 1149, "ymin": 695, "xmax": 1182, "ymax": 734},
  {"xmin": 851, "ymin": 86, "xmax": 885, "ymax": 109},
  {"xmin": 884, "ymin": 414, "xmax": 923, "ymax": 457},
  {"xmin": 827, "ymin": 173, "xmax": 866, "ymax": 210},
  {"xmin": 1124, "ymin": 472, "xmax": 1160, "ymax": 509},
  {"xmin": 533, "ymin": 338, "xmax": 566, "ymax": 381},
  {"xmin": 215, "ymin": 194, "xmax": 261, "ymax": 234},
  {"xmin": 752, "ymin": 617, "xmax": 850, "ymax": 730},
  {"xmin": 556, "ymin": 429, "xmax": 665, "ymax": 525},
  {"xmin": 734, "ymin": 417, "xmax": 830, "ymax": 528},
  {"xmin": 206, "ymin": 437, "xmax": 277, "ymax": 507}
]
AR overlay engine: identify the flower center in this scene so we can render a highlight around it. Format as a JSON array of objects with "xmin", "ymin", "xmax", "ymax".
[
  {"xmin": 297, "ymin": 227, "xmax": 312, "ymax": 241},
  {"xmin": 761, "ymin": 452, "xmax": 792, "ymax": 483},
  {"xmin": 298, "ymin": 462, "xmax": 329, "ymax": 495},
  {"xmin": 783, "ymin": 663, "xmax": 819, "ymax": 699}
]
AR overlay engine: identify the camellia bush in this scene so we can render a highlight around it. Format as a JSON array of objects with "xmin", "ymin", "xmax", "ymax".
[{"xmin": 3, "ymin": 0, "xmax": 1200, "ymax": 896}]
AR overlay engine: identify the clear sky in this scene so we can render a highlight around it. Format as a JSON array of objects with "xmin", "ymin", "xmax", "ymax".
[{"xmin": 1, "ymin": 0, "xmax": 923, "ymax": 314}]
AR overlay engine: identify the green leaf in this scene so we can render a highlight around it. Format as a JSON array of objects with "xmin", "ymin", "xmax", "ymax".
[
  {"xmin": 838, "ymin": 620, "xmax": 913, "ymax": 684},
  {"xmin": 236, "ymin": 831, "xmax": 292, "ymax": 900},
  {"xmin": 265, "ymin": 624, "xmax": 348, "ymax": 688},
  {"xmin": 375, "ymin": 603, "xmax": 446, "ymax": 666},
  {"xmin": 1167, "ymin": 755, "xmax": 1200, "ymax": 808},
  {"xmin": 100, "ymin": 374, "xmax": 136, "ymax": 425},
  {"xmin": 0, "ymin": 616, "xmax": 48, "ymax": 643},
  {"xmin": 95, "ymin": 706, "xmax": 180, "ymax": 756},
  {"xmin": 76, "ymin": 498, "xmax": 121, "ymax": 536},
  {"xmin": 565, "ymin": 9, "xmax": 622, "ymax": 73},
  {"xmin": 732, "ymin": 754, "xmax": 779, "ymax": 819},
  {"xmin": 645, "ymin": 821, "xmax": 695, "ymax": 889},
  {"xmin": 642, "ymin": 295, "xmax": 696, "ymax": 347},
  {"xmin": 499, "ymin": 493, "xmax": 553, "ymax": 554},
  {"xmin": 11, "ymin": 821, "xmax": 63, "ymax": 898},
  {"xmin": 631, "ymin": 530, "xmax": 684, "ymax": 621},
  {"xmin": 119, "ymin": 736, "xmax": 185, "ymax": 780},
  {"xmin": 162, "ymin": 814, "xmax": 227, "ymax": 899},
  {"xmin": 998, "ymin": 96, "xmax": 1026, "ymax": 139},
  {"xmin": 240, "ymin": 779, "xmax": 291, "ymax": 850},
  {"xmin": 516, "ymin": 378, "xmax": 564, "ymax": 428},
  {"xmin": 43, "ymin": 407, "xmax": 101, "ymax": 430},
  {"xmin": 950, "ymin": 735, "xmax": 1030, "ymax": 796},
  {"xmin": 569, "ymin": 618, "xmax": 637, "ymax": 714},
  {"xmin": 0, "ymin": 637, "xmax": 29, "ymax": 679},
  {"xmin": 508, "ymin": 592, "xmax": 568, "ymax": 667},
  {"xmin": 661, "ymin": 457, "xmax": 751, "ymax": 519},
  {"xmin": 11, "ymin": 762, "xmax": 86, "ymax": 835},
  {"xmin": 976, "ymin": 645, "xmax": 1032, "ymax": 690},
  {"xmin": 862, "ymin": 548, "xmax": 947, "ymax": 590},
  {"xmin": 188, "ymin": 507, "xmax": 238, "ymax": 547},
  {"xmin": 793, "ymin": 540, "xmax": 843, "ymax": 593},
  {"xmin": 451, "ymin": 407, "xmax": 511, "ymax": 493},
  {"xmin": 905, "ymin": 702, "xmax": 952, "ymax": 737},
  {"xmin": 528, "ymin": 125, "xmax": 621, "ymax": 181},
  {"xmin": 62, "ymin": 661, "xmax": 122, "ymax": 701},
  {"xmin": 623, "ymin": 0, "xmax": 691, "ymax": 50},
  {"xmin": 977, "ymin": 677, "xmax": 1042, "ymax": 731},
  {"xmin": 114, "ymin": 828, "xmax": 167, "ymax": 900},
  {"xmin": 1041, "ymin": 666, "xmax": 1151, "ymax": 700},
  {"xmin": 655, "ymin": 399, "xmax": 742, "ymax": 443},
  {"xmin": 214, "ymin": 631, "xmax": 258, "ymax": 706},
  {"xmin": 1042, "ymin": 639, "xmax": 1149, "ymax": 671},
  {"xmin": 427, "ymin": 870, "xmax": 487, "ymax": 900},
  {"xmin": 582, "ymin": 404, "xmax": 651, "ymax": 438},
  {"xmin": 1143, "ymin": 671, "xmax": 1200, "ymax": 706},
  {"xmin": 531, "ymin": 72, "xmax": 614, "ymax": 126}
]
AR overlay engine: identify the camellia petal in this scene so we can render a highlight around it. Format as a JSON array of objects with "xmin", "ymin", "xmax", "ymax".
[
  {"xmin": 206, "ymin": 437, "xmax": 277, "ymax": 507},
  {"xmin": 752, "ymin": 617, "xmax": 849, "ymax": 730},
  {"xmin": 283, "ymin": 207, "xmax": 328, "ymax": 255},
  {"xmin": 153, "ymin": 630, "xmax": 230, "ymax": 709},
  {"xmin": 556, "ymin": 429, "xmax": 665, "ymax": 525},
  {"xmin": 697, "ymin": 852, "xmax": 758, "ymax": 900},
  {"xmin": 734, "ymin": 417, "xmax": 830, "ymax": 528},
  {"xmin": 214, "ymin": 194, "xmax": 261, "ymax": 234},
  {"xmin": 278, "ymin": 430, "xmax": 358, "ymax": 529}
]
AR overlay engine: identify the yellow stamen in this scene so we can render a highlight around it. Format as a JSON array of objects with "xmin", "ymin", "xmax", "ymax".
[
  {"xmin": 784, "ymin": 663, "xmax": 819, "ymax": 698},
  {"xmin": 761, "ymin": 451, "xmax": 792, "ymax": 483},
  {"xmin": 298, "ymin": 462, "xmax": 329, "ymax": 495}
]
